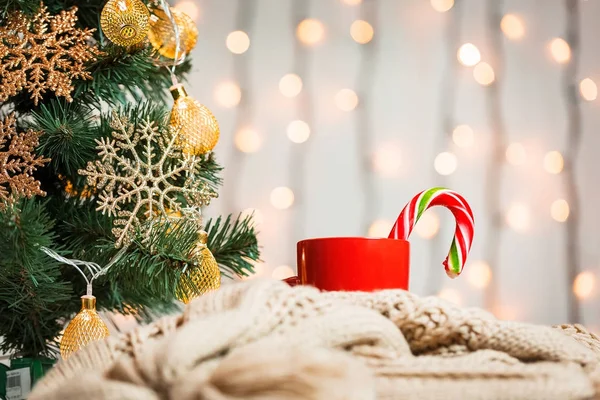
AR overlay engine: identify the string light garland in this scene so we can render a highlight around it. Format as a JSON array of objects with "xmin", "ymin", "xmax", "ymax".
[
  {"xmin": 561, "ymin": 0, "xmax": 583, "ymax": 323},
  {"xmin": 289, "ymin": 0, "xmax": 317, "ymax": 253},
  {"xmin": 482, "ymin": 0, "xmax": 507, "ymax": 312},
  {"xmin": 223, "ymin": 0, "xmax": 258, "ymax": 213},
  {"xmin": 426, "ymin": 0, "xmax": 462, "ymax": 295},
  {"xmin": 356, "ymin": 0, "xmax": 379, "ymax": 235}
]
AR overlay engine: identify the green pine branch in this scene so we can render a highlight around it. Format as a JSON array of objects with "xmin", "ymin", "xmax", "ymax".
[{"xmin": 206, "ymin": 214, "xmax": 260, "ymax": 279}]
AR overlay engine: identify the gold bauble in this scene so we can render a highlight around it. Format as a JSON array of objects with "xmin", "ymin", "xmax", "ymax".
[
  {"xmin": 170, "ymin": 84, "xmax": 220, "ymax": 155},
  {"xmin": 148, "ymin": 7, "xmax": 198, "ymax": 60},
  {"xmin": 178, "ymin": 230, "xmax": 221, "ymax": 304},
  {"xmin": 60, "ymin": 296, "xmax": 110, "ymax": 359},
  {"xmin": 100, "ymin": 0, "xmax": 150, "ymax": 47}
]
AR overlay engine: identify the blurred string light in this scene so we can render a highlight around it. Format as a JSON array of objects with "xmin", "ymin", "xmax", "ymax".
[
  {"xmin": 550, "ymin": 199, "xmax": 570, "ymax": 222},
  {"xmin": 505, "ymin": 202, "xmax": 530, "ymax": 232},
  {"xmin": 174, "ymin": 1, "xmax": 200, "ymax": 21},
  {"xmin": 222, "ymin": 0, "xmax": 257, "ymax": 214},
  {"xmin": 505, "ymin": 142, "xmax": 527, "ymax": 165},
  {"xmin": 549, "ymin": 38, "xmax": 571, "ymax": 64},
  {"xmin": 430, "ymin": 0, "xmax": 454, "ymax": 13},
  {"xmin": 466, "ymin": 260, "xmax": 492, "ymax": 289},
  {"xmin": 335, "ymin": 88, "xmax": 359, "ymax": 111},
  {"xmin": 341, "ymin": 0, "xmax": 362, "ymax": 5},
  {"xmin": 543, "ymin": 150, "xmax": 564, "ymax": 174},
  {"xmin": 434, "ymin": 151, "xmax": 457, "ymax": 175},
  {"xmin": 234, "ymin": 128, "xmax": 261, "ymax": 153},
  {"xmin": 437, "ymin": 288, "xmax": 462, "ymax": 305},
  {"xmin": 452, "ymin": 124, "xmax": 474, "ymax": 148},
  {"xmin": 241, "ymin": 208, "xmax": 264, "ymax": 226},
  {"xmin": 270, "ymin": 186, "xmax": 294, "ymax": 210},
  {"xmin": 500, "ymin": 14, "xmax": 525, "ymax": 40},
  {"xmin": 279, "ymin": 73, "xmax": 303, "ymax": 98},
  {"xmin": 457, "ymin": 43, "xmax": 481, "ymax": 67},
  {"xmin": 372, "ymin": 146, "xmax": 401, "ymax": 176},
  {"xmin": 483, "ymin": 0, "xmax": 508, "ymax": 312},
  {"xmin": 296, "ymin": 18, "xmax": 325, "ymax": 46},
  {"xmin": 245, "ymin": 261, "xmax": 267, "ymax": 279},
  {"xmin": 473, "ymin": 62, "xmax": 495, "ymax": 86},
  {"xmin": 214, "ymin": 81, "xmax": 242, "ymax": 108},
  {"xmin": 226, "ymin": 30, "xmax": 250, "ymax": 54},
  {"xmin": 573, "ymin": 271, "xmax": 596, "ymax": 300},
  {"xmin": 272, "ymin": 265, "xmax": 295, "ymax": 280},
  {"xmin": 350, "ymin": 20, "xmax": 374, "ymax": 44},
  {"xmin": 561, "ymin": 1, "xmax": 583, "ymax": 323},
  {"xmin": 287, "ymin": 120, "xmax": 311, "ymax": 143},
  {"xmin": 579, "ymin": 78, "xmax": 597, "ymax": 101},
  {"xmin": 368, "ymin": 219, "xmax": 392, "ymax": 238},
  {"xmin": 414, "ymin": 212, "xmax": 440, "ymax": 239}
]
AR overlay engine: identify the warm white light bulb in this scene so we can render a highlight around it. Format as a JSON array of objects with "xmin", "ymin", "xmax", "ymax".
[
  {"xmin": 573, "ymin": 271, "xmax": 596, "ymax": 300},
  {"xmin": 270, "ymin": 187, "xmax": 294, "ymax": 210},
  {"xmin": 226, "ymin": 31, "xmax": 250, "ymax": 54},
  {"xmin": 434, "ymin": 152, "xmax": 457, "ymax": 176},
  {"xmin": 506, "ymin": 203, "xmax": 530, "ymax": 232},
  {"xmin": 350, "ymin": 20, "xmax": 374, "ymax": 44},
  {"xmin": 580, "ymin": 78, "xmax": 597, "ymax": 101},
  {"xmin": 372, "ymin": 146, "xmax": 402, "ymax": 176},
  {"xmin": 214, "ymin": 81, "xmax": 242, "ymax": 108},
  {"xmin": 368, "ymin": 219, "xmax": 393, "ymax": 238},
  {"xmin": 550, "ymin": 38, "xmax": 571, "ymax": 64},
  {"xmin": 287, "ymin": 120, "xmax": 311, "ymax": 144},
  {"xmin": 473, "ymin": 62, "xmax": 495, "ymax": 86},
  {"xmin": 279, "ymin": 74, "xmax": 303, "ymax": 98},
  {"xmin": 272, "ymin": 265, "xmax": 295, "ymax": 280},
  {"xmin": 175, "ymin": 1, "xmax": 200, "ymax": 21},
  {"xmin": 452, "ymin": 125, "xmax": 474, "ymax": 148},
  {"xmin": 543, "ymin": 151, "xmax": 564, "ymax": 174},
  {"xmin": 437, "ymin": 288, "xmax": 462, "ymax": 305},
  {"xmin": 550, "ymin": 199, "xmax": 570, "ymax": 222},
  {"xmin": 430, "ymin": 0, "xmax": 454, "ymax": 12},
  {"xmin": 415, "ymin": 212, "xmax": 440, "ymax": 239},
  {"xmin": 297, "ymin": 19, "xmax": 325, "ymax": 46},
  {"xmin": 466, "ymin": 260, "xmax": 492, "ymax": 289},
  {"xmin": 457, "ymin": 43, "xmax": 481, "ymax": 67},
  {"xmin": 335, "ymin": 89, "xmax": 359, "ymax": 111},
  {"xmin": 500, "ymin": 14, "xmax": 525, "ymax": 40},
  {"xmin": 234, "ymin": 128, "xmax": 261, "ymax": 153},
  {"xmin": 506, "ymin": 143, "xmax": 527, "ymax": 166}
]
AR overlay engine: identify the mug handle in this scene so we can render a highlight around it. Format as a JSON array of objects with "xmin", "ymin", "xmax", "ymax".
[{"xmin": 283, "ymin": 276, "xmax": 300, "ymax": 287}]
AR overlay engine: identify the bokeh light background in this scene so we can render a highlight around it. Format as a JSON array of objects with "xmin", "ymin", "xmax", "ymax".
[{"xmin": 179, "ymin": 0, "xmax": 599, "ymax": 328}]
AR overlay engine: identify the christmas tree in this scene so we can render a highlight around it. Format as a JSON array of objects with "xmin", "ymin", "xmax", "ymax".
[{"xmin": 0, "ymin": 0, "xmax": 259, "ymax": 359}]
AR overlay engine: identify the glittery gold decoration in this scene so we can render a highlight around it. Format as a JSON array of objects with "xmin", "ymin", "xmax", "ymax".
[
  {"xmin": 78, "ymin": 111, "xmax": 217, "ymax": 247},
  {"xmin": 170, "ymin": 84, "xmax": 220, "ymax": 155},
  {"xmin": 148, "ymin": 7, "xmax": 198, "ymax": 60},
  {"xmin": 178, "ymin": 230, "xmax": 221, "ymax": 303},
  {"xmin": 100, "ymin": 0, "xmax": 150, "ymax": 47},
  {"xmin": 0, "ymin": 5, "xmax": 101, "ymax": 105},
  {"xmin": 60, "ymin": 295, "xmax": 110, "ymax": 359},
  {"xmin": 0, "ymin": 114, "xmax": 49, "ymax": 209}
]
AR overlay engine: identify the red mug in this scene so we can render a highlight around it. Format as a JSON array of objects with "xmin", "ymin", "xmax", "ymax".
[{"xmin": 285, "ymin": 237, "xmax": 410, "ymax": 292}]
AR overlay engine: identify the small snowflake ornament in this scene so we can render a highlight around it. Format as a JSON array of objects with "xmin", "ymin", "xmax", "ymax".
[
  {"xmin": 0, "ymin": 113, "xmax": 50, "ymax": 209},
  {"xmin": 79, "ymin": 111, "xmax": 217, "ymax": 247},
  {"xmin": 0, "ymin": 4, "xmax": 101, "ymax": 105}
]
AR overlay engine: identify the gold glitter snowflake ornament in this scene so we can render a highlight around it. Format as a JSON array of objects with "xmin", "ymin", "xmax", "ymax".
[
  {"xmin": 0, "ymin": 113, "xmax": 49, "ymax": 209},
  {"xmin": 0, "ymin": 4, "xmax": 101, "ymax": 105},
  {"xmin": 79, "ymin": 112, "xmax": 217, "ymax": 247}
]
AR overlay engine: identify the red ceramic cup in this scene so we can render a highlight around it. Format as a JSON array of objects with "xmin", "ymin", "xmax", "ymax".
[{"xmin": 288, "ymin": 237, "xmax": 410, "ymax": 292}]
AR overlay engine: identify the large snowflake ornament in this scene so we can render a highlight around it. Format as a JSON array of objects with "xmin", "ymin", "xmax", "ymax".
[
  {"xmin": 79, "ymin": 112, "xmax": 217, "ymax": 247},
  {"xmin": 0, "ymin": 4, "xmax": 101, "ymax": 105}
]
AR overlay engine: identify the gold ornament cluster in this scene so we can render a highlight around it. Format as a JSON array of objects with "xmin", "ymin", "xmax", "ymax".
[
  {"xmin": 78, "ymin": 111, "xmax": 218, "ymax": 247},
  {"xmin": 101, "ymin": 0, "xmax": 199, "ymax": 60},
  {"xmin": 0, "ymin": 114, "xmax": 49, "ymax": 209},
  {"xmin": 0, "ymin": 4, "xmax": 101, "ymax": 105}
]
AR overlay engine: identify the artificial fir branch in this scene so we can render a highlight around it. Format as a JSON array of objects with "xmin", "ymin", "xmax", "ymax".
[{"xmin": 205, "ymin": 214, "xmax": 259, "ymax": 278}]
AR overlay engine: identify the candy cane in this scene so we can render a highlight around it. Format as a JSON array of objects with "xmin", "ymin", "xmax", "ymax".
[{"xmin": 388, "ymin": 187, "xmax": 474, "ymax": 278}]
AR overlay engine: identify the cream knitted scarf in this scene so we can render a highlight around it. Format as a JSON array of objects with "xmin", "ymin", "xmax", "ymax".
[{"xmin": 31, "ymin": 279, "xmax": 600, "ymax": 399}]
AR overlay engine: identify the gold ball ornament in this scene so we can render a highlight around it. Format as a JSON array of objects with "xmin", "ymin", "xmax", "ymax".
[
  {"xmin": 170, "ymin": 84, "xmax": 220, "ymax": 155},
  {"xmin": 178, "ymin": 230, "xmax": 221, "ymax": 304},
  {"xmin": 60, "ymin": 296, "xmax": 110, "ymax": 359},
  {"xmin": 100, "ymin": 0, "xmax": 150, "ymax": 47},
  {"xmin": 148, "ymin": 7, "xmax": 198, "ymax": 60}
]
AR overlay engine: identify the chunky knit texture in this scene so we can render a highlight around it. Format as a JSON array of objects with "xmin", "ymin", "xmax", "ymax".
[{"xmin": 31, "ymin": 279, "xmax": 600, "ymax": 399}]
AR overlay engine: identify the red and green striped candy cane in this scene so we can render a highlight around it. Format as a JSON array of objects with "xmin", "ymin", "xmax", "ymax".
[{"xmin": 388, "ymin": 187, "xmax": 474, "ymax": 278}]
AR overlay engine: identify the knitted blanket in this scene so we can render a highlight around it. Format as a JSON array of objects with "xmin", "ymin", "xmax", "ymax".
[{"xmin": 31, "ymin": 279, "xmax": 600, "ymax": 399}]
